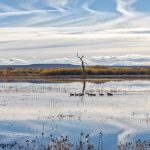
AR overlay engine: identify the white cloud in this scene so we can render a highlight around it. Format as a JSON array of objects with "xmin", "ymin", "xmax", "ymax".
[
  {"xmin": 0, "ymin": 0, "xmax": 149, "ymax": 60},
  {"xmin": 116, "ymin": 0, "xmax": 137, "ymax": 16},
  {"xmin": 82, "ymin": 0, "xmax": 96, "ymax": 14},
  {"xmin": 90, "ymin": 54, "xmax": 150, "ymax": 66},
  {"xmin": 1, "ymin": 54, "xmax": 150, "ymax": 66},
  {"xmin": 46, "ymin": 0, "xmax": 69, "ymax": 7}
]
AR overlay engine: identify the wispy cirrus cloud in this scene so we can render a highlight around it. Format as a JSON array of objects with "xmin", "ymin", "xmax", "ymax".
[
  {"xmin": 0, "ymin": 0, "xmax": 149, "ymax": 65},
  {"xmin": 116, "ymin": 0, "xmax": 136, "ymax": 16}
]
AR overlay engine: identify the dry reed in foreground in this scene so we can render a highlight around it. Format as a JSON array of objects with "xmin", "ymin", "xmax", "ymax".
[{"xmin": 0, "ymin": 132, "xmax": 150, "ymax": 150}]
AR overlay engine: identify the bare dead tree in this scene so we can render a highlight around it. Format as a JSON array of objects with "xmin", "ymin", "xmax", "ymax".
[{"xmin": 77, "ymin": 53, "xmax": 87, "ymax": 78}]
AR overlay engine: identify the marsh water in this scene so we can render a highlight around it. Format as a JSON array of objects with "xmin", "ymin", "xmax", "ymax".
[{"xmin": 0, "ymin": 80, "xmax": 150, "ymax": 149}]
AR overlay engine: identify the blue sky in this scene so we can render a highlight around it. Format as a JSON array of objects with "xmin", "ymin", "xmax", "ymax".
[
  {"xmin": 0, "ymin": 0, "xmax": 150, "ymax": 65},
  {"xmin": 134, "ymin": 0, "xmax": 150, "ymax": 11}
]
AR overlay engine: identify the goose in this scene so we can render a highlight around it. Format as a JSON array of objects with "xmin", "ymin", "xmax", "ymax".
[
  {"xmin": 85, "ymin": 92, "xmax": 90, "ymax": 95},
  {"xmin": 107, "ymin": 92, "xmax": 113, "ymax": 96},
  {"xmin": 99, "ymin": 93, "xmax": 104, "ymax": 96},
  {"xmin": 69, "ymin": 93, "xmax": 75, "ymax": 96},
  {"xmin": 86, "ymin": 93, "xmax": 91, "ymax": 96},
  {"xmin": 92, "ymin": 93, "xmax": 96, "ymax": 96},
  {"xmin": 79, "ymin": 93, "xmax": 84, "ymax": 96},
  {"xmin": 75, "ymin": 93, "xmax": 79, "ymax": 96},
  {"xmin": 88, "ymin": 93, "xmax": 96, "ymax": 96}
]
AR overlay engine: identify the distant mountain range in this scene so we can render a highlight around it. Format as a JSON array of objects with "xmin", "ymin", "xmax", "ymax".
[
  {"xmin": 0, "ymin": 64, "xmax": 150, "ymax": 70},
  {"xmin": 0, "ymin": 64, "xmax": 80, "ymax": 69}
]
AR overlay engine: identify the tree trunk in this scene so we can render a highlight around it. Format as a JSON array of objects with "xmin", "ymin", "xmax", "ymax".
[{"xmin": 77, "ymin": 53, "xmax": 87, "ymax": 78}]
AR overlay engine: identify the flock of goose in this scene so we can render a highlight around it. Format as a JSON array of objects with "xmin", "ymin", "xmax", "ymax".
[{"xmin": 69, "ymin": 92, "xmax": 113, "ymax": 97}]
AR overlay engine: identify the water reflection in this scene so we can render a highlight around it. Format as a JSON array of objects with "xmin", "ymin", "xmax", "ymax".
[{"xmin": 0, "ymin": 80, "xmax": 150, "ymax": 149}]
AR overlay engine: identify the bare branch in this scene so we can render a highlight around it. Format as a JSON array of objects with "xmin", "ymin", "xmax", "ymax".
[
  {"xmin": 76, "ymin": 52, "xmax": 87, "ymax": 78},
  {"xmin": 77, "ymin": 52, "xmax": 84, "ymax": 60},
  {"xmin": 83, "ymin": 61, "xmax": 88, "ymax": 65}
]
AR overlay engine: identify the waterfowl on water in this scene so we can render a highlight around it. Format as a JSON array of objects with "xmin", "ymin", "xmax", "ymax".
[
  {"xmin": 79, "ymin": 93, "xmax": 84, "ymax": 96},
  {"xmin": 69, "ymin": 93, "xmax": 75, "ymax": 96},
  {"xmin": 107, "ymin": 92, "xmax": 113, "ymax": 96},
  {"xmin": 99, "ymin": 93, "xmax": 104, "ymax": 96},
  {"xmin": 87, "ymin": 93, "xmax": 96, "ymax": 96}
]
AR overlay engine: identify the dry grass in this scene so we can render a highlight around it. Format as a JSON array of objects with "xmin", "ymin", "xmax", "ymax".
[
  {"xmin": 1, "ymin": 66, "xmax": 150, "ymax": 77},
  {"xmin": 118, "ymin": 140, "xmax": 150, "ymax": 150},
  {"xmin": 0, "ymin": 132, "xmax": 100, "ymax": 150},
  {"xmin": 0, "ymin": 132, "xmax": 149, "ymax": 150}
]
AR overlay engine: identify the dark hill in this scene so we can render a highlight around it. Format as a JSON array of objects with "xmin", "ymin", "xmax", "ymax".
[{"xmin": 0, "ymin": 64, "xmax": 80, "ymax": 69}]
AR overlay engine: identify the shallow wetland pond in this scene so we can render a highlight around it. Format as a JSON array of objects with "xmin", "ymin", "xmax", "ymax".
[{"xmin": 0, "ymin": 80, "xmax": 150, "ymax": 149}]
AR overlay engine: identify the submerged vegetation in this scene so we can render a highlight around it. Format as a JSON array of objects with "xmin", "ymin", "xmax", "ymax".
[{"xmin": 0, "ymin": 66, "xmax": 150, "ymax": 77}]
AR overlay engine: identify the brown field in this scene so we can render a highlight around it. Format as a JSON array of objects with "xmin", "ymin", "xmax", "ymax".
[{"xmin": 0, "ymin": 66, "xmax": 150, "ymax": 83}]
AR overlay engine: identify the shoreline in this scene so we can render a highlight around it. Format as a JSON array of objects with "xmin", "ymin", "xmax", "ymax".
[{"xmin": 0, "ymin": 75, "xmax": 150, "ymax": 83}]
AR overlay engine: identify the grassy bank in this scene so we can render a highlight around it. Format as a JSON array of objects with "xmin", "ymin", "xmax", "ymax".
[{"xmin": 1, "ymin": 66, "xmax": 150, "ymax": 77}]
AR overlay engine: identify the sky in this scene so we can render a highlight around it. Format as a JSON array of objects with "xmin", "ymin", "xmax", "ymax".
[{"xmin": 0, "ymin": 0, "xmax": 150, "ymax": 65}]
